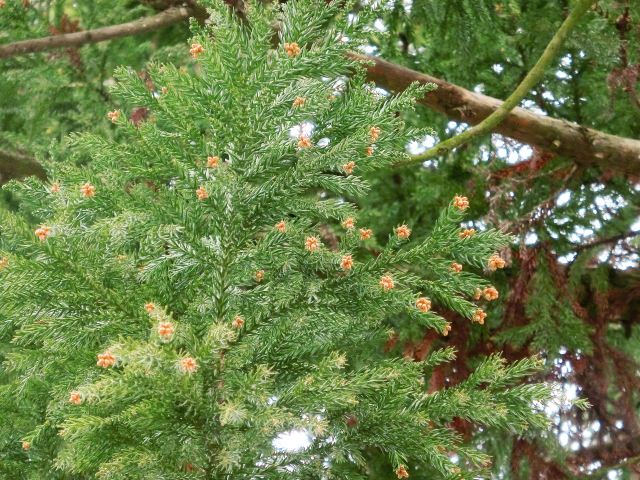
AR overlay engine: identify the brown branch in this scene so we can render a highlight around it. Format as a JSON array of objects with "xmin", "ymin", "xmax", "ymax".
[
  {"xmin": 0, "ymin": 7, "xmax": 192, "ymax": 59},
  {"xmin": 573, "ymin": 230, "xmax": 640, "ymax": 252},
  {"xmin": 0, "ymin": 149, "xmax": 47, "ymax": 183},
  {"xmin": 402, "ymin": 0, "xmax": 594, "ymax": 166},
  {"xmin": 350, "ymin": 53, "xmax": 640, "ymax": 176},
  {"xmin": 2, "ymin": 6, "xmax": 640, "ymax": 178}
]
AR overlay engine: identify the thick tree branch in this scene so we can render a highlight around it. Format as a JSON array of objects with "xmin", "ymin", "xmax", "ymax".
[
  {"xmin": 0, "ymin": 7, "xmax": 191, "ymax": 59},
  {"xmin": 353, "ymin": 52, "xmax": 640, "ymax": 176},
  {"xmin": 0, "ymin": 149, "xmax": 47, "ymax": 182},
  {"xmin": 1, "ymin": 5, "xmax": 640, "ymax": 177},
  {"xmin": 401, "ymin": 0, "xmax": 594, "ymax": 166}
]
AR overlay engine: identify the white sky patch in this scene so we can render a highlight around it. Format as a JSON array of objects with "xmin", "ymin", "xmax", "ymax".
[
  {"xmin": 492, "ymin": 64, "xmax": 504, "ymax": 74},
  {"xmin": 373, "ymin": 87, "xmax": 390, "ymax": 97},
  {"xmin": 317, "ymin": 137, "xmax": 330, "ymax": 148},
  {"xmin": 556, "ymin": 191, "xmax": 571, "ymax": 207},
  {"xmin": 521, "ymin": 99, "xmax": 547, "ymax": 116},
  {"xmin": 525, "ymin": 231, "xmax": 539, "ymax": 245},
  {"xmin": 519, "ymin": 145, "xmax": 533, "ymax": 159},
  {"xmin": 273, "ymin": 429, "xmax": 312, "ymax": 452},
  {"xmin": 360, "ymin": 44, "xmax": 378, "ymax": 54},
  {"xmin": 290, "ymin": 122, "xmax": 315, "ymax": 138},
  {"xmin": 407, "ymin": 134, "xmax": 438, "ymax": 155},
  {"xmin": 598, "ymin": 250, "xmax": 611, "ymax": 263},
  {"xmin": 373, "ymin": 18, "xmax": 387, "ymax": 31}
]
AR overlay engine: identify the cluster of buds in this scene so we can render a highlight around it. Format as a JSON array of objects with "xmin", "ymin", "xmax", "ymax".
[
  {"xmin": 0, "ymin": 256, "xmax": 8, "ymax": 270},
  {"xmin": 69, "ymin": 391, "xmax": 82, "ymax": 405},
  {"xmin": 342, "ymin": 217, "xmax": 355, "ymax": 230},
  {"xmin": 450, "ymin": 262, "xmax": 463, "ymax": 273},
  {"xmin": 342, "ymin": 161, "xmax": 356, "ymax": 175},
  {"xmin": 255, "ymin": 270, "xmax": 265, "ymax": 282},
  {"xmin": 298, "ymin": 136, "xmax": 312, "ymax": 149},
  {"xmin": 340, "ymin": 254, "xmax": 353, "ymax": 271},
  {"xmin": 190, "ymin": 43, "xmax": 204, "ymax": 59},
  {"xmin": 453, "ymin": 195, "xmax": 469, "ymax": 211},
  {"xmin": 395, "ymin": 465, "xmax": 409, "ymax": 479},
  {"xmin": 284, "ymin": 42, "xmax": 301, "ymax": 57},
  {"xmin": 145, "ymin": 302, "xmax": 156, "ymax": 314},
  {"xmin": 359, "ymin": 228, "xmax": 372, "ymax": 240},
  {"xmin": 34, "ymin": 226, "xmax": 51, "ymax": 241},
  {"xmin": 80, "ymin": 182, "xmax": 96, "ymax": 198},
  {"xmin": 364, "ymin": 146, "xmax": 374, "ymax": 156},
  {"xmin": 161, "ymin": 86, "xmax": 169, "ymax": 95},
  {"xmin": 416, "ymin": 297, "xmax": 432, "ymax": 313},
  {"xmin": 50, "ymin": 182, "xmax": 61, "ymax": 193},
  {"xmin": 107, "ymin": 110, "xmax": 120, "ymax": 123},
  {"xmin": 369, "ymin": 126, "xmax": 381, "ymax": 142},
  {"xmin": 395, "ymin": 224, "xmax": 411, "ymax": 239},
  {"xmin": 472, "ymin": 309, "xmax": 487, "ymax": 325},
  {"xmin": 459, "ymin": 228, "xmax": 475, "ymax": 239},
  {"xmin": 158, "ymin": 322, "xmax": 175, "ymax": 339},
  {"xmin": 97, "ymin": 351, "xmax": 116, "ymax": 368},
  {"xmin": 305, "ymin": 236, "xmax": 320, "ymax": 252},
  {"xmin": 483, "ymin": 286, "xmax": 499, "ymax": 301},
  {"xmin": 207, "ymin": 156, "xmax": 220, "ymax": 168},
  {"xmin": 196, "ymin": 186, "xmax": 209, "ymax": 200},
  {"xmin": 292, "ymin": 96, "xmax": 306, "ymax": 107},
  {"xmin": 232, "ymin": 315, "xmax": 244, "ymax": 329},
  {"xmin": 443, "ymin": 322, "xmax": 452, "ymax": 336},
  {"xmin": 275, "ymin": 220, "xmax": 286, "ymax": 233},
  {"xmin": 379, "ymin": 275, "xmax": 395, "ymax": 291},
  {"xmin": 180, "ymin": 357, "xmax": 198, "ymax": 374},
  {"xmin": 488, "ymin": 254, "xmax": 506, "ymax": 271},
  {"xmin": 22, "ymin": 441, "xmax": 30, "ymax": 451}
]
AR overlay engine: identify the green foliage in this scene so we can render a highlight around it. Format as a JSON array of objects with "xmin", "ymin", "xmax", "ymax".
[
  {"xmin": 497, "ymin": 251, "xmax": 592, "ymax": 355},
  {"xmin": 0, "ymin": 0, "xmax": 189, "ymax": 168},
  {"xmin": 0, "ymin": 2, "xmax": 553, "ymax": 478}
]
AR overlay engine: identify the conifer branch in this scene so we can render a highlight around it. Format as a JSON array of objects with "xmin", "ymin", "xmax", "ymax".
[
  {"xmin": 0, "ymin": 7, "xmax": 192, "ymax": 59},
  {"xmin": 395, "ymin": 0, "xmax": 596, "ymax": 167},
  {"xmin": 3, "ymin": 2, "xmax": 640, "ymax": 178}
]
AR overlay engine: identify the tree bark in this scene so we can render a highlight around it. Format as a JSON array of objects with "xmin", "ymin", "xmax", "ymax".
[
  {"xmin": 352, "ymin": 53, "xmax": 640, "ymax": 175},
  {"xmin": 0, "ymin": 7, "xmax": 191, "ymax": 59},
  {"xmin": 1, "ymin": 7, "xmax": 640, "ymax": 177},
  {"xmin": 0, "ymin": 149, "xmax": 47, "ymax": 183}
]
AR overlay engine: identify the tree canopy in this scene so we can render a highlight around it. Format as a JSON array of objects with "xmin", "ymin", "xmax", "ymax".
[{"xmin": 1, "ymin": 1, "xmax": 639, "ymax": 478}]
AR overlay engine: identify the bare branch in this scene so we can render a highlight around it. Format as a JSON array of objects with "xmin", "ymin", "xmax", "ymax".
[
  {"xmin": 0, "ymin": 7, "xmax": 192, "ymax": 59},
  {"xmin": 402, "ymin": 0, "xmax": 594, "ymax": 166},
  {"xmin": 0, "ymin": 149, "xmax": 47, "ymax": 183},
  {"xmin": 351, "ymin": 53, "xmax": 640, "ymax": 176}
]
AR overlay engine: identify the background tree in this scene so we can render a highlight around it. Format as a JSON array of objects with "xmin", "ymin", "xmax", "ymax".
[{"xmin": 1, "ymin": 0, "xmax": 639, "ymax": 478}]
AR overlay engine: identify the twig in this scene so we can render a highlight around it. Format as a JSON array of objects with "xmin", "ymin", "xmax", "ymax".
[
  {"xmin": 395, "ymin": 0, "xmax": 595, "ymax": 167},
  {"xmin": 574, "ymin": 230, "xmax": 640, "ymax": 252},
  {"xmin": 0, "ymin": 7, "xmax": 192, "ymax": 59}
]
